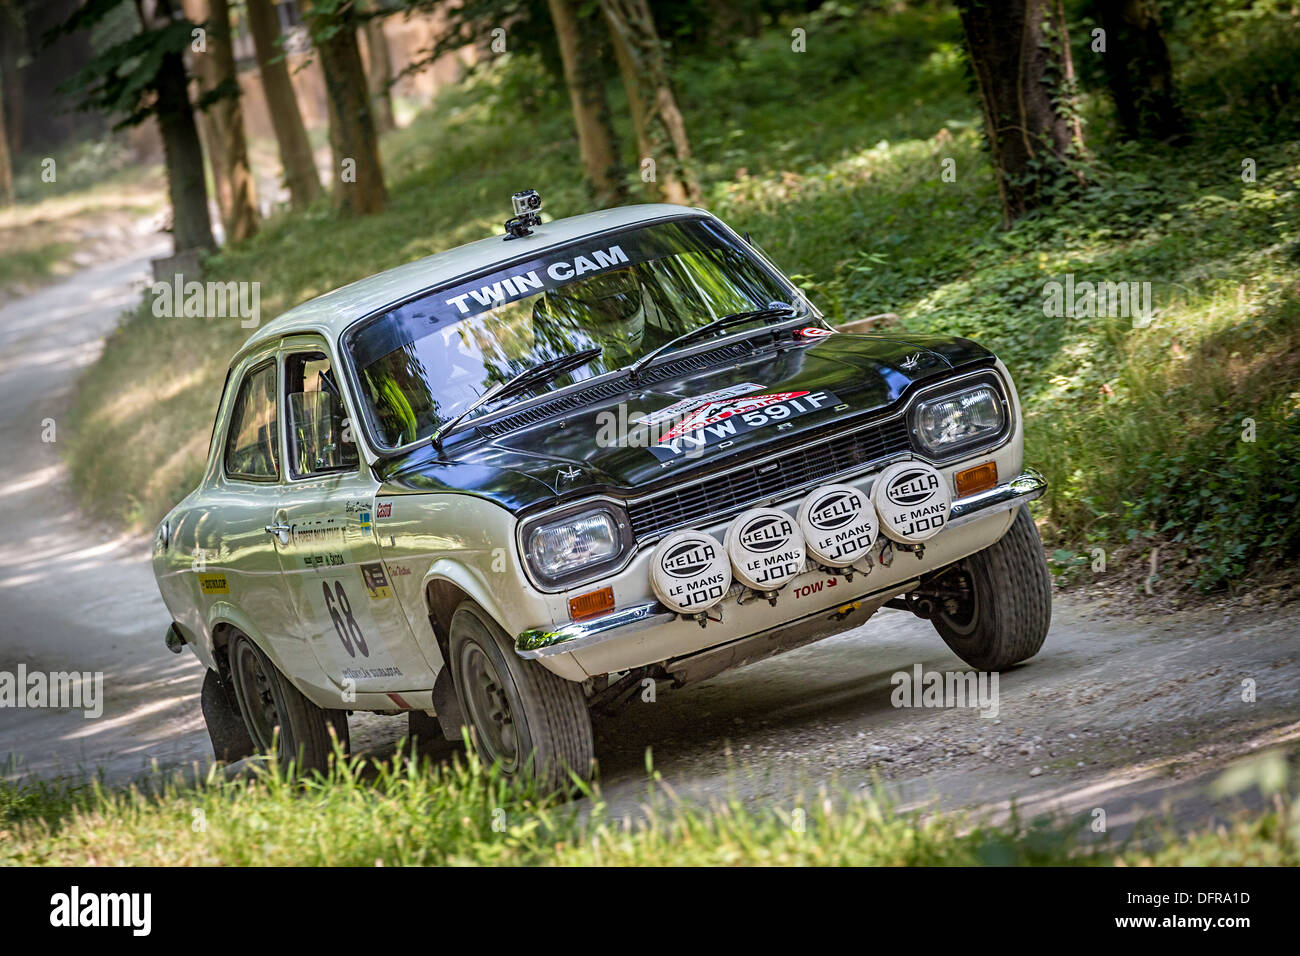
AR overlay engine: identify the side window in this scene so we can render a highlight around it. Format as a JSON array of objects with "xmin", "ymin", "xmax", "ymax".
[
  {"xmin": 224, "ymin": 361, "xmax": 281, "ymax": 481},
  {"xmin": 284, "ymin": 351, "xmax": 359, "ymax": 478}
]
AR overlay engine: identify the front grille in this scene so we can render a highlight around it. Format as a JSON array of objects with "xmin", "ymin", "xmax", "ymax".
[{"xmin": 626, "ymin": 415, "xmax": 912, "ymax": 540}]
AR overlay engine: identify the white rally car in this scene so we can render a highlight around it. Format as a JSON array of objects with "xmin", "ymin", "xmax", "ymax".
[{"xmin": 154, "ymin": 194, "xmax": 1051, "ymax": 786}]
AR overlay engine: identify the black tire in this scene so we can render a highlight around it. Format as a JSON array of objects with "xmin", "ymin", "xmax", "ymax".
[
  {"xmin": 448, "ymin": 601, "xmax": 594, "ymax": 790},
  {"xmin": 201, "ymin": 668, "xmax": 255, "ymax": 763},
  {"xmin": 227, "ymin": 632, "xmax": 350, "ymax": 774},
  {"xmin": 930, "ymin": 506, "xmax": 1052, "ymax": 670}
]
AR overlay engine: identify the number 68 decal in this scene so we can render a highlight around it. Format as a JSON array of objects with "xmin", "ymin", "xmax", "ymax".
[{"xmin": 323, "ymin": 580, "xmax": 369, "ymax": 657}]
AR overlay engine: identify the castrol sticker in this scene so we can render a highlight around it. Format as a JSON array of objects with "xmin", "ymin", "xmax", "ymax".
[
  {"xmin": 724, "ymin": 507, "xmax": 806, "ymax": 591},
  {"xmin": 871, "ymin": 461, "xmax": 952, "ymax": 543},
  {"xmin": 797, "ymin": 484, "xmax": 878, "ymax": 566},
  {"xmin": 649, "ymin": 530, "xmax": 731, "ymax": 613}
]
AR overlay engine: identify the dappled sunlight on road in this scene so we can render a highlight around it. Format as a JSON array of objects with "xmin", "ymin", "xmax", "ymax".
[{"xmin": 0, "ymin": 238, "xmax": 210, "ymax": 785}]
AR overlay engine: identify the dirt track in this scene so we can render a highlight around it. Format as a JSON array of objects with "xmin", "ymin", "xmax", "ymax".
[{"xmin": 1, "ymin": 249, "xmax": 1296, "ymax": 840}]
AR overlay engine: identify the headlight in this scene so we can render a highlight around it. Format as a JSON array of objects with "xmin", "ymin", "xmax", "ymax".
[
  {"xmin": 524, "ymin": 505, "xmax": 628, "ymax": 586},
  {"xmin": 911, "ymin": 383, "xmax": 1007, "ymax": 457}
]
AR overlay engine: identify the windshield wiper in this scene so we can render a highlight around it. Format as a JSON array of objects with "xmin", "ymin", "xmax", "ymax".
[
  {"xmin": 430, "ymin": 346, "xmax": 601, "ymax": 447},
  {"xmin": 627, "ymin": 305, "xmax": 803, "ymax": 384}
]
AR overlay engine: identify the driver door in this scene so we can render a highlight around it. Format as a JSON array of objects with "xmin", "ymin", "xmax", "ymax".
[{"xmin": 270, "ymin": 340, "xmax": 438, "ymax": 697}]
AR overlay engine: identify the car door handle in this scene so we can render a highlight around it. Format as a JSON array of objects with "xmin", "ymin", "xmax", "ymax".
[{"xmin": 264, "ymin": 523, "xmax": 291, "ymax": 542}]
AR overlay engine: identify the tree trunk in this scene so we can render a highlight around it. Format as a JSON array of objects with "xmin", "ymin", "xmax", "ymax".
[
  {"xmin": 182, "ymin": 0, "xmax": 258, "ymax": 242},
  {"xmin": 0, "ymin": 0, "xmax": 24, "ymax": 156},
  {"xmin": 547, "ymin": 0, "xmax": 625, "ymax": 207},
  {"xmin": 600, "ymin": 0, "xmax": 699, "ymax": 205},
  {"xmin": 708, "ymin": 0, "xmax": 762, "ymax": 50},
  {"xmin": 1094, "ymin": 0, "xmax": 1185, "ymax": 142},
  {"xmin": 362, "ymin": 1, "xmax": 396, "ymax": 133},
  {"xmin": 0, "ymin": 67, "xmax": 12, "ymax": 206},
  {"xmin": 957, "ymin": 0, "xmax": 1087, "ymax": 227},
  {"xmin": 246, "ymin": 0, "xmax": 322, "ymax": 208},
  {"xmin": 137, "ymin": 0, "xmax": 216, "ymax": 253},
  {"xmin": 305, "ymin": 0, "xmax": 387, "ymax": 217}
]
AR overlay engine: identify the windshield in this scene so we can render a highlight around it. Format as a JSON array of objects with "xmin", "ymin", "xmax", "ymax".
[{"xmin": 345, "ymin": 217, "xmax": 800, "ymax": 449}]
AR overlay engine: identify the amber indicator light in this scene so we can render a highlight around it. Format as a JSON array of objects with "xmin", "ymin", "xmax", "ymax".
[
  {"xmin": 569, "ymin": 586, "xmax": 615, "ymax": 622},
  {"xmin": 955, "ymin": 462, "xmax": 998, "ymax": 498}
]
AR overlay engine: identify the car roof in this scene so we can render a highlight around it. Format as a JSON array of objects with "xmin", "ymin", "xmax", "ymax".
[{"xmin": 236, "ymin": 202, "xmax": 710, "ymax": 363}]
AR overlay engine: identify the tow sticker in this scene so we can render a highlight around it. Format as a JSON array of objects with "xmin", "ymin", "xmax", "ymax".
[
  {"xmin": 797, "ymin": 484, "xmax": 878, "ymax": 567},
  {"xmin": 724, "ymin": 507, "xmax": 806, "ymax": 591},
  {"xmin": 649, "ymin": 530, "xmax": 731, "ymax": 613},
  {"xmin": 872, "ymin": 461, "xmax": 952, "ymax": 543},
  {"xmin": 647, "ymin": 390, "xmax": 841, "ymax": 460}
]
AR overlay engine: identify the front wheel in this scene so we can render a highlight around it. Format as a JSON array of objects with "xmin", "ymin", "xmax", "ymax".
[
  {"xmin": 449, "ymin": 601, "xmax": 594, "ymax": 790},
  {"xmin": 930, "ymin": 506, "xmax": 1052, "ymax": 670}
]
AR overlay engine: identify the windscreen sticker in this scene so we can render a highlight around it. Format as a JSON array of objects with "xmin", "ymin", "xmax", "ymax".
[
  {"xmin": 348, "ymin": 219, "xmax": 787, "ymax": 369},
  {"xmin": 634, "ymin": 383, "xmax": 764, "ymax": 428},
  {"xmin": 444, "ymin": 245, "xmax": 631, "ymax": 316},
  {"xmin": 647, "ymin": 390, "xmax": 842, "ymax": 460}
]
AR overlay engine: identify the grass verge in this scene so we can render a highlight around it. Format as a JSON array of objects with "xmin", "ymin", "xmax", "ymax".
[{"xmin": 2, "ymin": 746, "xmax": 1296, "ymax": 866}]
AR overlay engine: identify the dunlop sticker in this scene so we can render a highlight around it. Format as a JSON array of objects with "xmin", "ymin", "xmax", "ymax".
[{"xmin": 198, "ymin": 573, "xmax": 230, "ymax": 595}]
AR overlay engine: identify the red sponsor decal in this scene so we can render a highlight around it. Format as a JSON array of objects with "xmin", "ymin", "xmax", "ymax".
[
  {"xmin": 796, "ymin": 326, "xmax": 835, "ymax": 338},
  {"xmin": 657, "ymin": 391, "xmax": 812, "ymax": 444},
  {"xmin": 794, "ymin": 577, "xmax": 838, "ymax": 599},
  {"xmin": 376, "ymin": 501, "xmax": 392, "ymax": 518}
]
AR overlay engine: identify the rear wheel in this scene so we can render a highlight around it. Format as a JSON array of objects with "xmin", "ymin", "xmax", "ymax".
[
  {"xmin": 449, "ymin": 601, "xmax": 594, "ymax": 790},
  {"xmin": 930, "ymin": 506, "xmax": 1052, "ymax": 670},
  {"xmin": 227, "ymin": 632, "xmax": 349, "ymax": 774}
]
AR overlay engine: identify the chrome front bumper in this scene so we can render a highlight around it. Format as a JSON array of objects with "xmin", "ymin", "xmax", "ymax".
[{"xmin": 515, "ymin": 468, "xmax": 1047, "ymax": 660}]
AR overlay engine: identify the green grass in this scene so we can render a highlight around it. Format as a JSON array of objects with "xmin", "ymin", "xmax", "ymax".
[
  {"xmin": 0, "ymin": 132, "xmax": 165, "ymax": 299},
  {"xmin": 2, "ymin": 746, "xmax": 1295, "ymax": 866},
  {"xmin": 63, "ymin": 3, "xmax": 1300, "ymax": 590},
  {"xmin": 0, "ymin": 241, "xmax": 74, "ymax": 288}
]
